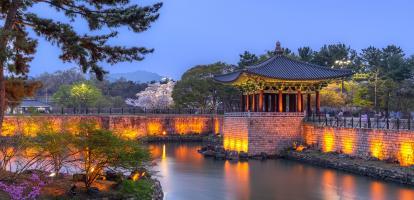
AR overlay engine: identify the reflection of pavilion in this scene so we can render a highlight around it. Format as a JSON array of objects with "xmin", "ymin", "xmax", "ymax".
[
  {"xmin": 214, "ymin": 42, "xmax": 353, "ymax": 155},
  {"xmin": 215, "ymin": 42, "xmax": 352, "ymax": 114}
]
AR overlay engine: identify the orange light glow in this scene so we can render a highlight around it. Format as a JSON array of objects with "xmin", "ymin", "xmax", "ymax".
[
  {"xmin": 323, "ymin": 129, "xmax": 335, "ymax": 152},
  {"xmin": 120, "ymin": 129, "xmax": 139, "ymax": 140},
  {"xmin": 132, "ymin": 173, "xmax": 140, "ymax": 181},
  {"xmin": 342, "ymin": 135, "xmax": 355, "ymax": 155},
  {"xmin": 174, "ymin": 118, "xmax": 206, "ymax": 134},
  {"xmin": 214, "ymin": 118, "xmax": 220, "ymax": 134},
  {"xmin": 22, "ymin": 121, "xmax": 40, "ymax": 137},
  {"xmin": 370, "ymin": 138, "xmax": 385, "ymax": 160},
  {"xmin": 1, "ymin": 121, "xmax": 16, "ymax": 136},
  {"xmin": 223, "ymin": 137, "xmax": 248, "ymax": 152},
  {"xmin": 147, "ymin": 121, "xmax": 163, "ymax": 135},
  {"xmin": 399, "ymin": 141, "xmax": 414, "ymax": 166}
]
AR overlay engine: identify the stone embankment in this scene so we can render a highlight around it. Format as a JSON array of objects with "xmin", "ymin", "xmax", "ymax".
[{"xmin": 285, "ymin": 149, "xmax": 414, "ymax": 186}]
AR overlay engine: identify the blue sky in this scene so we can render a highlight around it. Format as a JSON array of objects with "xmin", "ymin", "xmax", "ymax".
[{"xmin": 29, "ymin": 0, "xmax": 414, "ymax": 79}]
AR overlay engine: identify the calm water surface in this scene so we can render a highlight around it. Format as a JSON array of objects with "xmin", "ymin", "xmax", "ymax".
[{"xmin": 149, "ymin": 143, "xmax": 414, "ymax": 200}]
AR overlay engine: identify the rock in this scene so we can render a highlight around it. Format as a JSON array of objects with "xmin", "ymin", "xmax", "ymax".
[
  {"xmin": 67, "ymin": 184, "xmax": 77, "ymax": 197},
  {"xmin": 239, "ymin": 151, "xmax": 249, "ymax": 161},
  {"xmin": 152, "ymin": 179, "xmax": 164, "ymax": 200},
  {"xmin": 226, "ymin": 151, "xmax": 239, "ymax": 161},
  {"xmin": 72, "ymin": 173, "xmax": 86, "ymax": 182},
  {"xmin": 87, "ymin": 187, "xmax": 100, "ymax": 197},
  {"xmin": 203, "ymin": 150, "xmax": 215, "ymax": 157},
  {"xmin": 214, "ymin": 152, "xmax": 226, "ymax": 160},
  {"xmin": 260, "ymin": 152, "xmax": 268, "ymax": 160},
  {"xmin": 106, "ymin": 171, "xmax": 124, "ymax": 182}
]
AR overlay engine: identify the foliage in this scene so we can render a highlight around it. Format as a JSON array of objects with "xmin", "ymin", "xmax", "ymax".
[
  {"xmin": 237, "ymin": 51, "xmax": 258, "ymax": 69},
  {"xmin": 53, "ymin": 82, "xmax": 103, "ymax": 108},
  {"xmin": 172, "ymin": 62, "xmax": 240, "ymax": 110},
  {"xmin": 34, "ymin": 132, "xmax": 75, "ymax": 175},
  {"xmin": 234, "ymin": 43, "xmax": 414, "ymax": 113},
  {"xmin": 35, "ymin": 68, "xmax": 86, "ymax": 97},
  {"xmin": 119, "ymin": 179, "xmax": 153, "ymax": 200},
  {"xmin": 0, "ymin": 0, "xmax": 162, "ymax": 135},
  {"xmin": 0, "ymin": 173, "xmax": 45, "ymax": 200},
  {"xmin": 319, "ymin": 83, "xmax": 346, "ymax": 108},
  {"xmin": 6, "ymin": 79, "xmax": 42, "ymax": 111},
  {"xmin": 73, "ymin": 123, "xmax": 150, "ymax": 188},
  {"xmin": 125, "ymin": 80, "xmax": 175, "ymax": 109}
]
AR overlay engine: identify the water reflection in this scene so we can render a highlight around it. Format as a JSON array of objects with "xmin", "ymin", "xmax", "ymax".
[{"xmin": 149, "ymin": 143, "xmax": 414, "ymax": 200}]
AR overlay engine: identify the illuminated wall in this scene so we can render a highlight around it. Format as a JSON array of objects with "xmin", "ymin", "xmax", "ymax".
[
  {"xmin": 302, "ymin": 123, "xmax": 414, "ymax": 167},
  {"xmin": 223, "ymin": 113, "xmax": 304, "ymax": 155},
  {"xmin": 223, "ymin": 117, "xmax": 249, "ymax": 152},
  {"xmin": 1, "ymin": 115, "xmax": 223, "ymax": 139}
]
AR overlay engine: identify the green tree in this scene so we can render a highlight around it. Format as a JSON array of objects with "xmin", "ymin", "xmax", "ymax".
[
  {"xmin": 237, "ymin": 51, "xmax": 258, "ymax": 69},
  {"xmin": 172, "ymin": 62, "xmax": 240, "ymax": 110},
  {"xmin": 53, "ymin": 82, "xmax": 103, "ymax": 108},
  {"xmin": 73, "ymin": 123, "xmax": 150, "ymax": 189},
  {"xmin": 0, "ymin": 0, "xmax": 162, "ymax": 134},
  {"xmin": 297, "ymin": 47, "xmax": 315, "ymax": 62},
  {"xmin": 34, "ymin": 131, "xmax": 74, "ymax": 176}
]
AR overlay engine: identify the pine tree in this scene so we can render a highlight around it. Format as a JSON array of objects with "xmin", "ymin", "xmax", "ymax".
[{"xmin": 0, "ymin": 0, "xmax": 162, "ymax": 133}]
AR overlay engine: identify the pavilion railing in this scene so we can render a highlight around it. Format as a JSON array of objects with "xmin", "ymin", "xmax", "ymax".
[{"xmin": 304, "ymin": 113, "xmax": 413, "ymax": 131}]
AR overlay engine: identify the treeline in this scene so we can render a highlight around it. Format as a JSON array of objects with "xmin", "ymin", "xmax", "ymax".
[
  {"xmin": 173, "ymin": 43, "xmax": 414, "ymax": 113},
  {"xmin": 33, "ymin": 68, "xmax": 148, "ymax": 108}
]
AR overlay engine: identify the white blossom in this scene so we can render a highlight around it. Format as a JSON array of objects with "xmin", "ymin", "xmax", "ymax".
[{"xmin": 125, "ymin": 80, "xmax": 175, "ymax": 109}]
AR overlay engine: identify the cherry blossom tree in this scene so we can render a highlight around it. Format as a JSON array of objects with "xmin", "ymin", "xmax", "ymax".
[{"xmin": 125, "ymin": 80, "xmax": 175, "ymax": 109}]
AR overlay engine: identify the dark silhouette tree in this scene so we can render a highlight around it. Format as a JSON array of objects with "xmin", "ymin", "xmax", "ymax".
[{"xmin": 0, "ymin": 0, "xmax": 162, "ymax": 133}]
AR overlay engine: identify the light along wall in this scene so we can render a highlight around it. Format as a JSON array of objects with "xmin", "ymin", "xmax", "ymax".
[
  {"xmin": 303, "ymin": 124, "xmax": 414, "ymax": 167},
  {"xmin": 1, "ymin": 115, "xmax": 221, "ymax": 139}
]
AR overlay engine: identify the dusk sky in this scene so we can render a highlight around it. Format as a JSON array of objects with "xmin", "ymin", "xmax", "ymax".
[{"xmin": 29, "ymin": 0, "xmax": 414, "ymax": 79}]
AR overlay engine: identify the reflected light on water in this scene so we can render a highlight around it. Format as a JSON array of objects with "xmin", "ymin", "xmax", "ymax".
[
  {"xmin": 148, "ymin": 144, "xmax": 414, "ymax": 200},
  {"xmin": 224, "ymin": 161, "xmax": 250, "ymax": 200}
]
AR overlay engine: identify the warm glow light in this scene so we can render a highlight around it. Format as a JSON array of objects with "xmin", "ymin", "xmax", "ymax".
[
  {"xmin": 162, "ymin": 144, "xmax": 166, "ymax": 160},
  {"xmin": 370, "ymin": 138, "xmax": 385, "ymax": 160},
  {"xmin": 399, "ymin": 141, "xmax": 414, "ymax": 166},
  {"xmin": 49, "ymin": 172, "xmax": 56, "ymax": 177},
  {"xmin": 147, "ymin": 121, "xmax": 163, "ymax": 135},
  {"xmin": 342, "ymin": 135, "xmax": 355, "ymax": 155},
  {"xmin": 174, "ymin": 118, "xmax": 206, "ymax": 134},
  {"xmin": 223, "ymin": 137, "xmax": 248, "ymax": 152},
  {"xmin": 132, "ymin": 173, "xmax": 140, "ymax": 181},
  {"xmin": 323, "ymin": 129, "xmax": 335, "ymax": 152},
  {"xmin": 214, "ymin": 118, "xmax": 220, "ymax": 134},
  {"xmin": 162, "ymin": 131, "xmax": 167, "ymax": 135}
]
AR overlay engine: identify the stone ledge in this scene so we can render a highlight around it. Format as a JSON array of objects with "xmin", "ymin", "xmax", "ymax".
[{"xmin": 284, "ymin": 150, "xmax": 414, "ymax": 186}]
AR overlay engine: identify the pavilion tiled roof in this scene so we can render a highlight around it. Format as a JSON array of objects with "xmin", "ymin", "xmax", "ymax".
[{"xmin": 214, "ymin": 42, "xmax": 353, "ymax": 83}]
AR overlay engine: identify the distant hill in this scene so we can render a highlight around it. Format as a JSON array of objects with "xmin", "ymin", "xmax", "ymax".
[{"xmin": 107, "ymin": 70, "xmax": 163, "ymax": 83}]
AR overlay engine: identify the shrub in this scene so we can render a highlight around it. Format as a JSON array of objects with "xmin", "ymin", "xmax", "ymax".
[{"xmin": 119, "ymin": 179, "xmax": 153, "ymax": 200}]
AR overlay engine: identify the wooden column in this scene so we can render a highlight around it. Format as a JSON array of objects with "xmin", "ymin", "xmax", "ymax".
[
  {"xmin": 270, "ymin": 94, "xmax": 276, "ymax": 112},
  {"xmin": 264, "ymin": 94, "xmax": 269, "ymax": 112},
  {"xmin": 252, "ymin": 93, "xmax": 256, "ymax": 112},
  {"xmin": 259, "ymin": 90, "xmax": 264, "ymax": 112},
  {"xmin": 297, "ymin": 90, "xmax": 302, "ymax": 112},
  {"xmin": 278, "ymin": 90, "xmax": 283, "ymax": 112},
  {"xmin": 307, "ymin": 93, "xmax": 312, "ymax": 115},
  {"xmin": 315, "ymin": 91, "xmax": 320, "ymax": 114},
  {"xmin": 245, "ymin": 94, "xmax": 249, "ymax": 112}
]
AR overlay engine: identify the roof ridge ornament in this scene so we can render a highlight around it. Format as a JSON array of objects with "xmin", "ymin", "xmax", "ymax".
[{"xmin": 275, "ymin": 41, "xmax": 283, "ymax": 55}]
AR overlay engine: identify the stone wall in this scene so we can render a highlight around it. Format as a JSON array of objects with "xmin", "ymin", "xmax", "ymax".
[
  {"xmin": 1, "ymin": 115, "xmax": 223, "ymax": 138},
  {"xmin": 223, "ymin": 112, "xmax": 304, "ymax": 156},
  {"xmin": 302, "ymin": 123, "xmax": 414, "ymax": 166}
]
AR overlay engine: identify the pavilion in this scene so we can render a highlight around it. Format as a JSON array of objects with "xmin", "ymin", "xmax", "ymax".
[
  {"xmin": 214, "ymin": 42, "xmax": 353, "ymax": 114},
  {"xmin": 214, "ymin": 42, "xmax": 353, "ymax": 155}
]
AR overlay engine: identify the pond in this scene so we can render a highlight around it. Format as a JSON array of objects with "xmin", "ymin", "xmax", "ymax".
[{"xmin": 149, "ymin": 143, "xmax": 414, "ymax": 200}]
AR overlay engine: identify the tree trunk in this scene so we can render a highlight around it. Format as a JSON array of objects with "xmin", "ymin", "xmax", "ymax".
[{"xmin": 0, "ymin": 0, "xmax": 21, "ymax": 135}]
